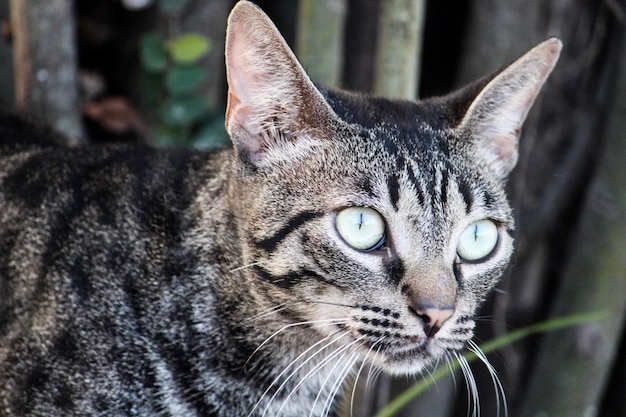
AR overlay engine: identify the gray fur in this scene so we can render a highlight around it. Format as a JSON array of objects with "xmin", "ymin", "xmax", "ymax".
[{"xmin": 0, "ymin": 2, "xmax": 560, "ymax": 416}]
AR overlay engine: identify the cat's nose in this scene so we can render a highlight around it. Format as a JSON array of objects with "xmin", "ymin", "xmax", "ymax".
[{"xmin": 409, "ymin": 304, "xmax": 455, "ymax": 337}]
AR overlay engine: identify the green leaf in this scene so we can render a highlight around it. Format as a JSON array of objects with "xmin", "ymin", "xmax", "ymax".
[
  {"xmin": 167, "ymin": 34, "xmax": 211, "ymax": 65},
  {"xmin": 164, "ymin": 65, "xmax": 208, "ymax": 95},
  {"xmin": 373, "ymin": 310, "xmax": 608, "ymax": 417},
  {"xmin": 160, "ymin": 96, "xmax": 209, "ymax": 127},
  {"xmin": 140, "ymin": 34, "xmax": 167, "ymax": 72}
]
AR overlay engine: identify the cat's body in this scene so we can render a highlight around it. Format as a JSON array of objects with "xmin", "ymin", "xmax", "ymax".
[{"xmin": 0, "ymin": 2, "xmax": 560, "ymax": 416}]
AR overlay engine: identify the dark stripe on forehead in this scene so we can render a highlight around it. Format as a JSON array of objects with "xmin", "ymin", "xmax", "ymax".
[
  {"xmin": 387, "ymin": 175, "xmax": 400, "ymax": 211},
  {"xmin": 253, "ymin": 211, "xmax": 323, "ymax": 252},
  {"xmin": 458, "ymin": 179, "xmax": 474, "ymax": 214},
  {"xmin": 439, "ymin": 169, "xmax": 449, "ymax": 205},
  {"xmin": 482, "ymin": 190, "xmax": 496, "ymax": 209},
  {"xmin": 405, "ymin": 164, "xmax": 425, "ymax": 206}
]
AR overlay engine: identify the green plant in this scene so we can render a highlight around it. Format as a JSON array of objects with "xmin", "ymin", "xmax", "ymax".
[
  {"xmin": 140, "ymin": 31, "xmax": 229, "ymax": 149},
  {"xmin": 374, "ymin": 310, "xmax": 607, "ymax": 417}
]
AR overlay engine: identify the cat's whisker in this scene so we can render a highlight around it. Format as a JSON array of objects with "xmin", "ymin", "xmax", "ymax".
[
  {"xmin": 229, "ymin": 260, "xmax": 268, "ymax": 273},
  {"xmin": 248, "ymin": 332, "xmax": 338, "ymax": 417},
  {"xmin": 273, "ymin": 334, "xmax": 365, "ymax": 417},
  {"xmin": 444, "ymin": 351, "xmax": 459, "ymax": 390},
  {"xmin": 364, "ymin": 340, "xmax": 386, "ymax": 393},
  {"xmin": 308, "ymin": 346, "xmax": 352, "ymax": 417},
  {"xmin": 256, "ymin": 329, "xmax": 351, "ymax": 417},
  {"xmin": 456, "ymin": 351, "xmax": 480, "ymax": 417},
  {"xmin": 245, "ymin": 302, "xmax": 290, "ymax": 322},
  {"xmin": 310, "ymin": 300, "xmax": 360, "ymax": 309},
  {"xmin": 245, "ymin": 318, "xmax": 350, "ymax": 369},
  {"xmin": 468, "ymin": 340, "xmax": 508, "ymax": 417},
  {"xmin": 349, "ymin": 337, "xmax": 384, "ymax": 417},
  {"xmin": 274, "ymin": 336, "xmax": 359, "ymax": 416},
  {"xmin": 321, "ymin": 351, "xmax": 360, "ymax": 417},
  {"xmin": 422, "ymin": 361, "xmax": 440, "ymax": 390}
]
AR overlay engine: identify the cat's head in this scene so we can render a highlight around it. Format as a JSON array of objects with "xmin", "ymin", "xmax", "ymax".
[{"xmin": 224, "ymin": 1, "xmax": 560, "ymax": 374}]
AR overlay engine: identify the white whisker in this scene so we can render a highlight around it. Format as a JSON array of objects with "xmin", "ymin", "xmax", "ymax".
[
  {"xmin": 260, "ymin": 330, "xmax": 352, "ymax": 417},
  {"xmin": 422, "ymin": 362, "xmax": 439, "ymax": 390},
  {"xmin": 364, "ymin": 341, "xmax": 385, "ymax": 392},
  {"xmin": 455, "ymin": 351, "xmax": 479, "ymax": 417},
  {"xmin": 249, "ymin": 330, "xmax": 344, "ymax": 417},
  {"xmin": 274, "ymin": 335, "xmax": 364, "ymax": 417},
  {"xmin": 229, "ymin": 261, "xmax": 268, "ymax": 273},
  {"xmin": 310, "ymin": 347, "xmax": 353, "ymax": 417},
  {"xmin": 321, "ymin": 351, "xmax": 360, "ymax": 417},
  {"xmin": 468, "ymin": 340, "xmax": 508, "ymax": 417},
  {"xmin": 444, "ymin": 351, "xmax": 459, "ymax": 390},
  {"xmin": 245, "ymin": 302, "xmax": 290, "ymax": 322},
  {"xmin": 245, "ymin": 318, "xmax": 350, "ymax": 368},
  {"xmin": 349, "ymin": 337, "xmax": 383, "ymax": 417}
]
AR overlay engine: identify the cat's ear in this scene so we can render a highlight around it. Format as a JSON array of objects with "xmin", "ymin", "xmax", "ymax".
[
  {"xmin": 224, "ymin": 1, "xmax": 335, "ymax": 165},
  {"xmin": 457, "ymin": 38, "xmax": 562, "ymax": 178}
]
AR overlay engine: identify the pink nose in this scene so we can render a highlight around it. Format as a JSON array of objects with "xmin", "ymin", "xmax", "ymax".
[{"xmin": 410, "ymin": 305, "xmax": 455, "ymax": 337}]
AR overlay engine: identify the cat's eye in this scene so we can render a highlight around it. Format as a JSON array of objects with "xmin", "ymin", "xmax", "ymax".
[
  {"xmin": 457, "ymin": 219, "xmax": 499, "ymax": 262},
  {"xmin": 336, "ymin": 207, "xmax": 386, "ymax": 251}
]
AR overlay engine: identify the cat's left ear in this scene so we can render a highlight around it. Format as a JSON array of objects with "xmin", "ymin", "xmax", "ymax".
[
  {"xmin": 224, "ymin": 1, "xmax": 336, "ymax": 166},
  {"xmin": 457, "ymin": 38, "xmax": 562, "ymax": 178}
]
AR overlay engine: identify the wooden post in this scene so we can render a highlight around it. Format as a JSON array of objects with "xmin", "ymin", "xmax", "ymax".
[
  {"xmin": 296, "ymin": 0, "xmax": 347, "ymax": 88},
  {"xmin": 373, "ymin": 0, "xmax": 425, "ymax": 99},
  {"xmin": 10, "ymin": 0, "xmax": 84, "ymax": 143}
]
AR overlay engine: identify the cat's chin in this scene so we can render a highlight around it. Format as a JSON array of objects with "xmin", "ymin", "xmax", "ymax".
[
  {"xmin": 369, "ymin": 341, "xmax": 453, "ymax": 376},
  {"xmin": 376, "ymin": 354, "xmax": 434, "ymax": 376}
]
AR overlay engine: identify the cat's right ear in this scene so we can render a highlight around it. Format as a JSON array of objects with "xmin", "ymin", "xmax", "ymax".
[
  {"xmin": 224, "ymin": 1, "xmax": 335, "ymax": 166},
  {"xmin": 457, "ymin": 38, "xmax": 562, "ymax": 179}
]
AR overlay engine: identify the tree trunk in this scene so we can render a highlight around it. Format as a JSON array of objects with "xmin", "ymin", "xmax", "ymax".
[
  {"xmin": 296, "ymin": 0, "xmax": 347, "ymax": 88},
  {"xmin": 372, "ymin": 0, "xmax": 425, "ymax": 99},
  {"xmin": 10, "ymin": 0, "xmax": 84, "ymax": 143}
]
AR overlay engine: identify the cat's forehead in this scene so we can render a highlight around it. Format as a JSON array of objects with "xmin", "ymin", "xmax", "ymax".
[
  {"xmin": 321, "ymin": 87, "xmax": 451, "ymax": 133},
  {"xmin": 319, "ymin": 88, "xmax": 461, "ymax": 168}
]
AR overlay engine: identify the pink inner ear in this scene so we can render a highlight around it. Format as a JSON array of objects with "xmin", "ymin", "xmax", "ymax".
[
  {"xmin": 225, "ymin": 91, "xmax": 241, "ymax": 129},
  {"xmin": 489, "ymin": 133, "xmax": 519, "ymax": 168}
]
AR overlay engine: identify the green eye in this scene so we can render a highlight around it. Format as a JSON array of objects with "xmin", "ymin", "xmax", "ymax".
[
  {"xmin": 457, "ymin": 219, "xmax": 499, "ymax": 262},
  {"xmin": 336, "ymin": 207, "xmax": 386, "ymax": 251}
]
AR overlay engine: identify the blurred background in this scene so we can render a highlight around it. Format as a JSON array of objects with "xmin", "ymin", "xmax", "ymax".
[{"xmin": 0, "ymin": 1, "xmax": 624, "ymax": 416}]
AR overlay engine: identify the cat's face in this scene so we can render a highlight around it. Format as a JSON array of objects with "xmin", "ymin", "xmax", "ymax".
[
  {"xmin": 224, "ymin": 1, "xmax": 560, "ymax": 375},
  {"xmin": 234, "ymin": 99, "xmax": 515, "ymax": 374}
]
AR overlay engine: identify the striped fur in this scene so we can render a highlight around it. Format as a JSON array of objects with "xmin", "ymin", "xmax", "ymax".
[{"xmin": 0, "ymin": 2, "xmax": 560, "ymax": 416}]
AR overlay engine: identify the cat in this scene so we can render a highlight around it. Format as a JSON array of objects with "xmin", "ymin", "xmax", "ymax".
[{"xmin": 0, "ymin": 1, "xmax": 560, "ymax": 416}]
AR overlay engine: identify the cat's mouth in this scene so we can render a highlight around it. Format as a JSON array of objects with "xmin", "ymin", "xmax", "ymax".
[
  {"xmin": 371, "ymin": 342, "xmax": 439, "ymax": 374},
  {"xmin": 360, "ymin": 332, "xmax": 463, "ymax": 374}
]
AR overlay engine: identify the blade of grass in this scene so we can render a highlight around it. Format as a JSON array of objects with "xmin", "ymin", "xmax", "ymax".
[{"xmin": 374, "ymin": 310, "xmax": 607, "ymax": 417}]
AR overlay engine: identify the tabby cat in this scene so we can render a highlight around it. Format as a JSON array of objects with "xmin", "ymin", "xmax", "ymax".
[{"xmin": 0, "ymin": 2, "xmax": 560, "ymax": 416}]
